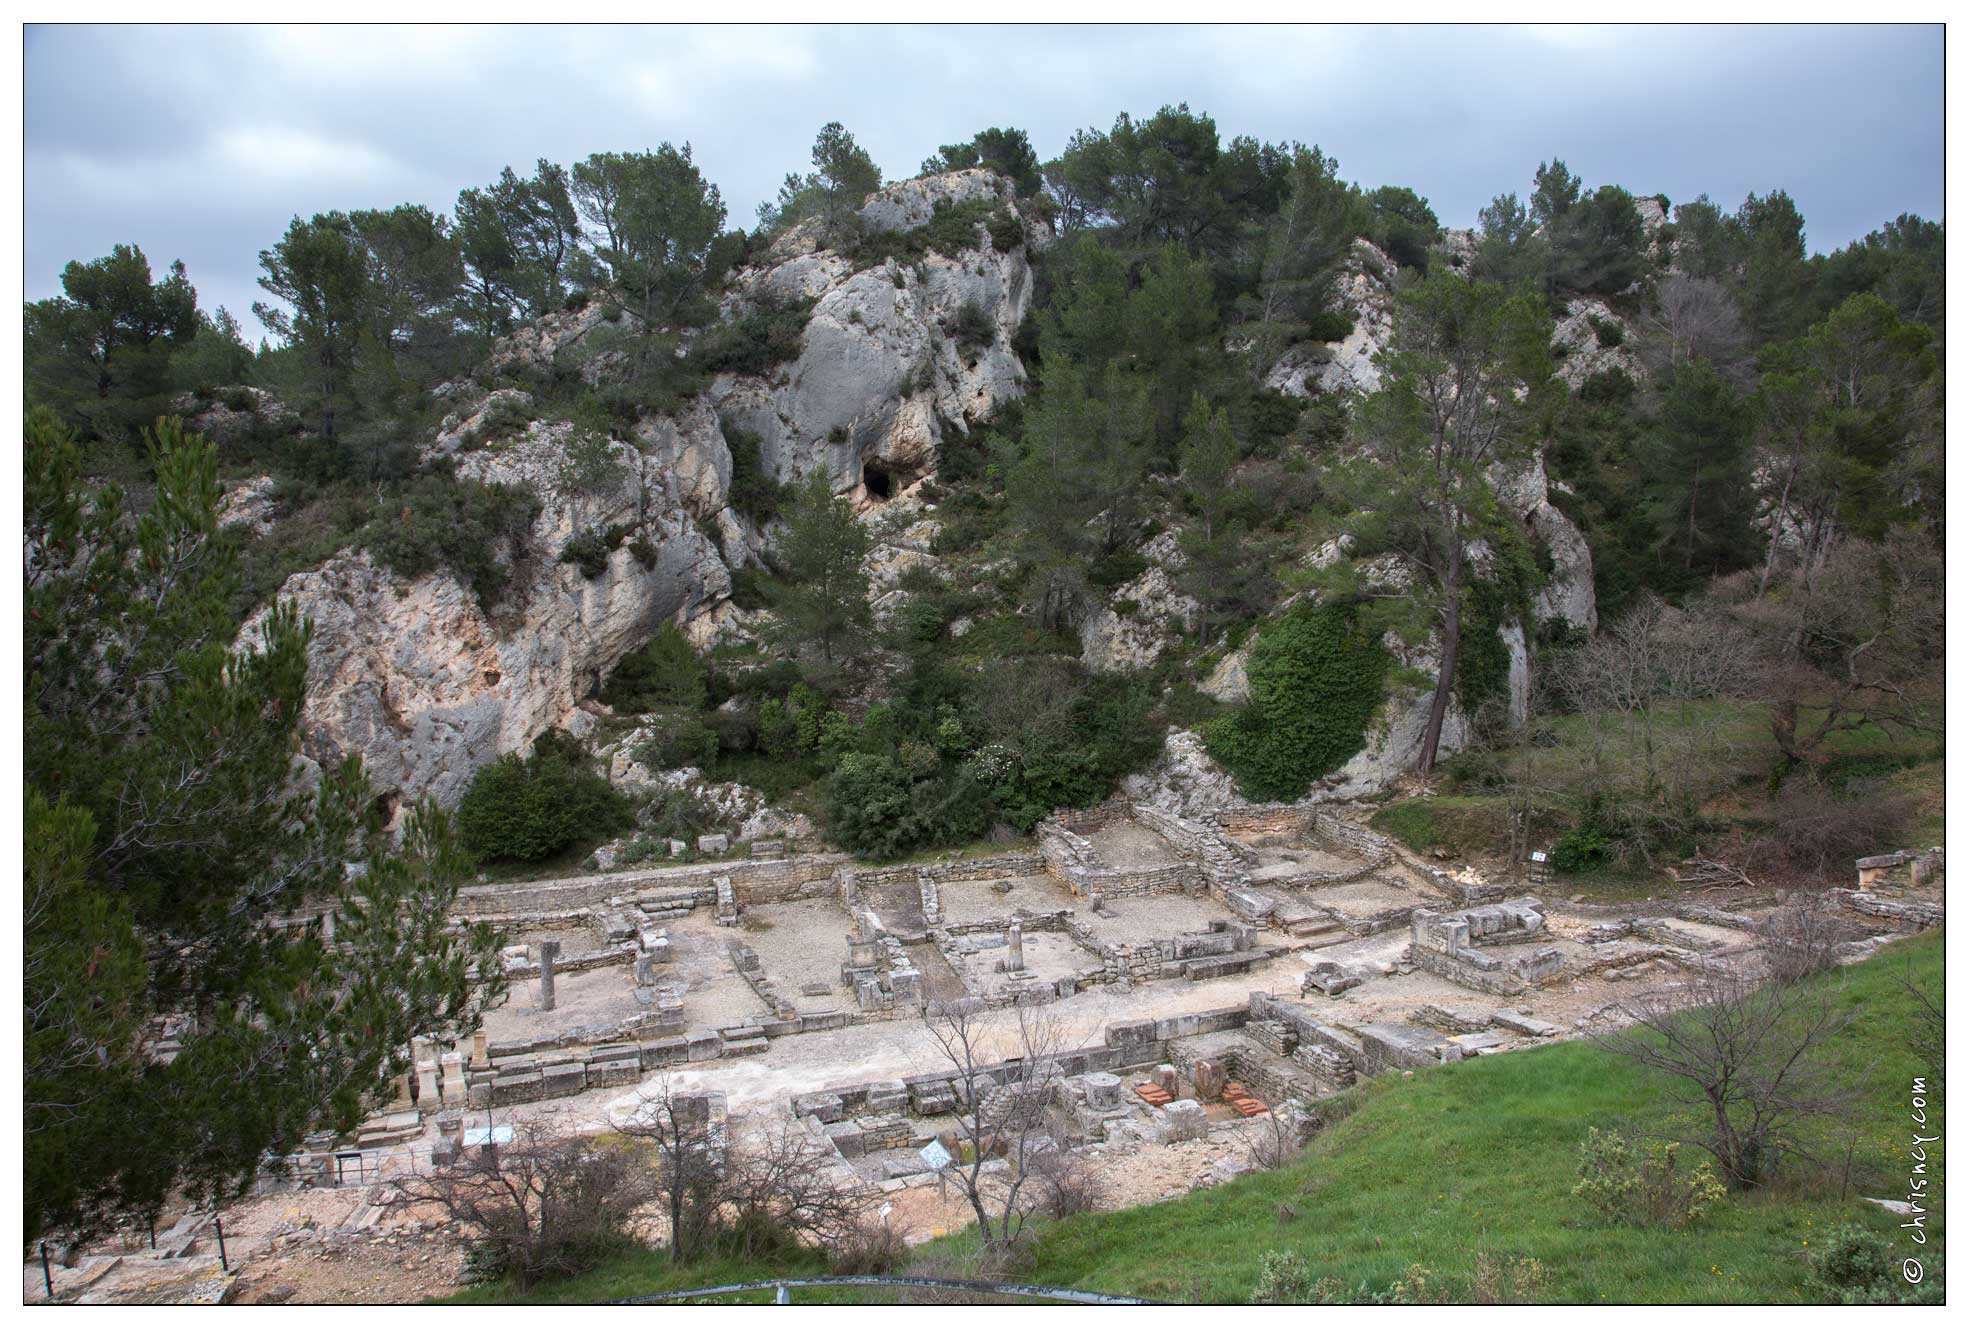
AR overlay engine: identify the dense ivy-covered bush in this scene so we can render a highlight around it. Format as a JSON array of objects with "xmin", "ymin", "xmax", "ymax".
[
  {"xmin": 1204, "ymin": 601, "xmax": 1390, "ymax": 801},
  {"xmin": 456, "ymin": 732, "xmax": 629, "ymax": 862}
]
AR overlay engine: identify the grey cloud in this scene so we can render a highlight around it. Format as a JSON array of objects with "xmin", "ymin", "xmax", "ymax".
[{"xmin": 25, "ymin": 23, "xmax": 1942, "ymax": 327}]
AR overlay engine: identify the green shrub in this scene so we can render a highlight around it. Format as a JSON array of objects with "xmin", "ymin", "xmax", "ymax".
[
  {"xmin": 691, "ymin": 296, "xmax": 815, "ymax": 377},
  {"xmin": 947, "ymin": 300, "xmax": 996, "ymax": 356},
  {"xmin": 1087, "ymin": 548, "xmax": 1147, "ymax": 590},
  {"xmin": 1551, "ymin": 824, "xmax": 1611, "ymax": 872},
  {"xmin": 631, "ymin": 708, "xmax": 719, "ymax": 771},
  {"xmin": 636, "ymin": 784, "xmax": 724, "ymax": 845},
  {"xmin": 986, "ymin": 207, "xmax": 1024, "ymax": 253},
  {"xmin": 1583, "ymin": 313, "xmax": 1630, "ymax": 348},
  {"xmin": 1251, "ymin": 1249, "xmax": 1314, "ymax": 1304},
  {"xmin": 359, "ymin": 471, "xmax": 539, "ymax": 610},
  {"xmin": 601, "ymin": 625, "xmax": 708, "ymax": 712},
  {"xmin": 1204, "ymin": 602, "xmax": 1390, "ymax": 801},
  {"xmin": 459, "ymin": 393, "xmax": 535, "ymax": 450},
  {"xmin": 457, "ymin": 732, "xmax": 630, "ymax": 863},
  {"xmin": 1808, "ymin": 1223, "xmax": 1940, "ymax": 1304},
  {"xmin": 826, "ymin": 750, "xmax": 990, "ymax": 859},
  {"xmin": 1304, "ymin": 309, "xmax": 1356, "ymax": 343},
  {"xmin": 1572, "ymin": 1128, "xmax": 1726, "ymax": 1230},
  {"xmin": 724, "ymin": 418, "xmax": 788, "ymax": 521},
  {"xmin": 558, "ymin": 528, "xmax": 617, "ymax": 579}
]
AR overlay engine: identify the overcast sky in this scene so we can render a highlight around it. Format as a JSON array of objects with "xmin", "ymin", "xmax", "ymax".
[{"xmin": 24, "ymin": 23, "xmax": 1944, "ymax": 328}]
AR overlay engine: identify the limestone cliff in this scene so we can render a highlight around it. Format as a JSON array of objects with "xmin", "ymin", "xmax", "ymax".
[{"xmin": 248, "ymin": 171, "xmax": 1049, "ymax": 815}]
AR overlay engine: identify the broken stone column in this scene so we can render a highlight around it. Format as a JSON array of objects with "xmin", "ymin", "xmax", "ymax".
[
  {"xmin": 471, "ymin": 1031, "xmax": 489, "ymax": 1067},
  {"xmin": 441, "ymin": 1050, "xmax": 467, "ymax": 1103},
  {"xmin": 413, "ymin": 1037, "xmax": 440, "ymax": 1103},
  {"xmin": 1083, "ymin": 1071, "xmax": 1121, "ymax": 1109},
  {"xmin": 1006, "ymin": 922, "xmax": 1026, "ymax": 973},
  {"xmin": 537, "ymin": 940, "xmax": 561, "ymax": 1012}
]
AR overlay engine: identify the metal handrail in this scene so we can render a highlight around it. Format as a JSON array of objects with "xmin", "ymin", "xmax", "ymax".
[{"xmin": 605, "ymin": 1275, "xmax": 1158, "ymax": 1305}]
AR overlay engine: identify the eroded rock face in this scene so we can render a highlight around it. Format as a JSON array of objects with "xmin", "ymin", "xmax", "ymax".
[
  {"xmin": 1079, "ymin": 547, "xmax": 1198, "ymax": 673},
  {"xmin": 1121, "ymin": 729, "xmax": 1244, "ymax": 819},
  {"xmin": 1265, "ymin": 239, "xmax": 1398, "ymax": 400},
  {"xmin": 1550, "ymin": 296, "xmax": 1644, "ymax": 391},
  {"xmin": 246, "ymin": 425, "xmax": 730, "ymax": 813},
  {"xmin": 243, "ymin": 172, "xmax": 1046, "ymax": 815},
  {"xmin": 1492, "ymin": 451, "xmax": 1598, "ymax": 635},
  {"xmin": 710, "ymin": 223, "xmax": 1039, "ymax": 506}
]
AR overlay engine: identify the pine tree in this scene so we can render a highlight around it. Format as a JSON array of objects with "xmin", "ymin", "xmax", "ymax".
[
  {"xmin": 23, "ymin": 409, "xmax": 504, "ymax": 1241},
  {"xmin": 769, "ymin": 468, "xmax": 872, "ymax": 664},
  {"xmin": 1328, "ymin": 274, "xmax": 1556, "ymax": 773}
]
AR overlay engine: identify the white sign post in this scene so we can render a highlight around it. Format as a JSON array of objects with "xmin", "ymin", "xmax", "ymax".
[{"xmin": 919, "ymin": 1139, "xmax": 953, "ymax": 1201}]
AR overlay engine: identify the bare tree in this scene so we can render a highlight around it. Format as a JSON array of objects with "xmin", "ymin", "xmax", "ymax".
[
  {"xmin": 1712, "ymin": 532, "xmax": 1944, "ymax": 784},
  {"xmin": 1756, "ymin": 898, "xmax": 1845, "ymax": 985},
  {"xmin": 1638, "ymin": 275, "xmax": 1751, "ymax": 384},
  {"xmin": 1589, "ymin": 962, "xmax": 1854, "ymax": 1188},
  {"xmin": 1021, "ymin": 1136, "xmax": 1106, "ymax": 1220},
  {"xmin": 1238, "ymin": 1101, "xmax": 1306, "ymax": 1172},
  {"xmin": 609, "ymin": 1080, "xmax": 728, "ymax": 1265},
  {"xmin": 388, "ymin": 1117, "xmax": 652, "ymax": 1288},
  {"xmin": 1552, "ymin": 597, "xmax": 1755, "ymax": 863},
  {"xmin": 720, "ymin": 1114, "xmax": 876, "ymax": 1255},
  {"xmin": 921, "ymin": 998, "xmax": 1077, "ymax": 1252}
]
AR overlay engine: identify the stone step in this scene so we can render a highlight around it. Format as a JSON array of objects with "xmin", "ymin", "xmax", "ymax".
[
  {"xmin": 1180, "ymin": 949, "xmax": 1269, "ymax": 980},
  {"xmin": 722, "ymin": 1036, "xmax": 769, "ymax": 1057}
]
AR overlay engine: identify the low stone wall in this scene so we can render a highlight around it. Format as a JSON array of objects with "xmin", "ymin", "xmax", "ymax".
[
  {"xmin": 1835, "ymin": 888, "xmax": 1944, "ymax": 930},
  {"xmin": 1213, "ymin": 805, "xmax": 1315, "ymax": 840},
  {"xmin": 1218, "ymin": 1041, "xmax": 1325, "ymax": 1105},
  {"xmin": 1352, "ymin": 1022, "xmax": 1455, "ymax": 1077},
  {"xmin": 1062, "ymin": 862, "xmax": 1209, "ymax": 900},
  {"xmin": 453, "ymin": 854, "xmax": 850, "ymax": 918},
  {"xmin": 1409, "ymin": 898, "xmax": 1561, "ymax": 996},
  {"xmin": 792, "ymin": 1004, "xmax": 1253, "ymax": 1128},
  {"xmin": 1048, "ymin": 800, "xmax": 1135, "ymax": 836},
  {"xmin": 503, "ymin": 943, "xmax": 635, "ymax": 980}
]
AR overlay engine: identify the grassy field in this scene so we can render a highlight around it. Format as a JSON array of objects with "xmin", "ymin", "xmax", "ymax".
[{"xmin": 441, "ymin": 930, "xmax": 1943, "ymax": 1305}]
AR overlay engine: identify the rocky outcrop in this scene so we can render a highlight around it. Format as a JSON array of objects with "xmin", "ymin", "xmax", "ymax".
[
  {"xmin": 172, "ymin": 386, "xmax": 299, "ymax": 450},
  {"xmin": 244, "ymin": 422, "xmax": 730, "ymax": 815},
  {"xmin": 1491, "ymin": 451, "xmax": 1598, "ymax": 634},
  {"xmin": 1079, "ymin": 532, "xmax": 1198, "ymax": 672},
  {"xmin": 1550, "ymin": 296, "xmax": 1643, "ymax": 390},
  {"xmin": 1264, "ymin": 239, "xmax": 1398, "ymax": 400},
  {"xmin": 243, "ymin": 172, "xmax": 1046, "ymax": 816},
  {"xmin": 218, "ymin": 474, "xmax": 278, "ymax": 537},
  {"xmin": 712, "ymin": 202, "xmax": 1042, "ymax": 507},
  {"xmin": 1122, "ymin": 729, "xmax": 1244, "ymax": 819}
]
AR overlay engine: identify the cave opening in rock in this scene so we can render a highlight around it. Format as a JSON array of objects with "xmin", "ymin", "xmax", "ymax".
[{"xmin": 862, "ymin": 462, "xmax": 893, "ymax": 501}]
